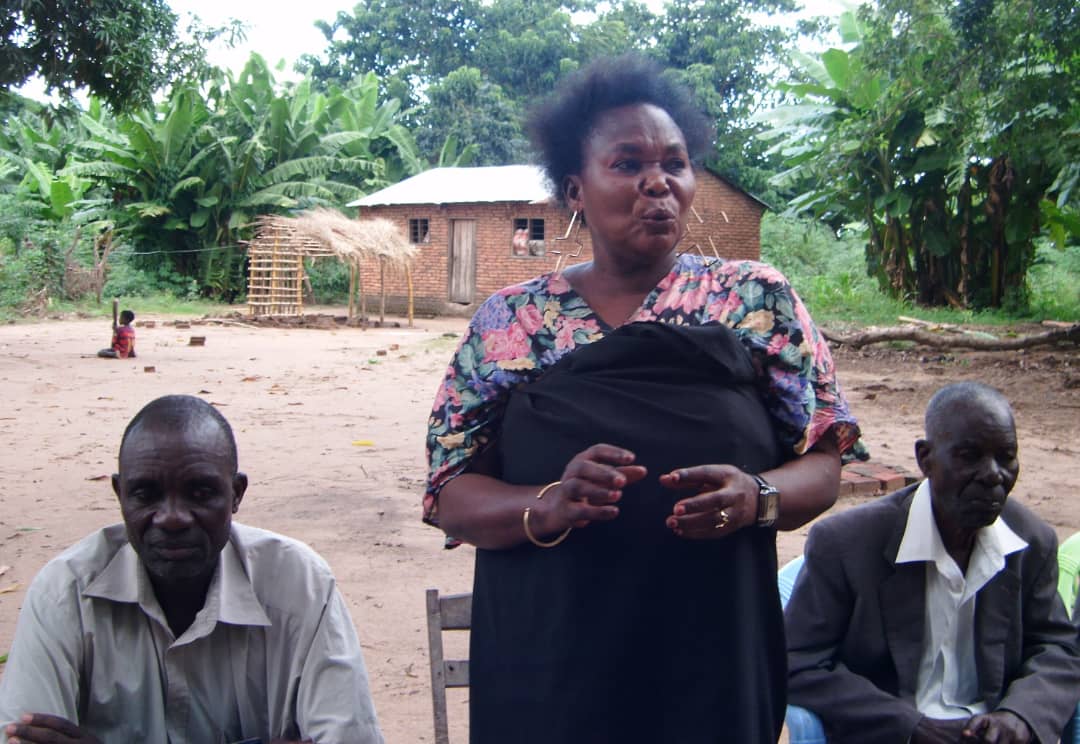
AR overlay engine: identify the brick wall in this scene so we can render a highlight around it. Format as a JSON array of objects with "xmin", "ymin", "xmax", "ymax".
[
  {"xmin": 354, "ymin": 171, "xmax": 765, "ymax": 316},
  {"xmin": 691, "ymin": 171, "xmax": 766, "ymax": 262}
]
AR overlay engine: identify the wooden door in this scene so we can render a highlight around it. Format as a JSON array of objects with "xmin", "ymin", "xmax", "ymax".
[{"xmin": 448, "ymin": 219, "xmax": 477, "ymax": 304}]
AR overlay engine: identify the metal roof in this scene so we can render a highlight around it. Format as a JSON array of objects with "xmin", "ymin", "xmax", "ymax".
[{"xmin": 347, "ymin": 165, "xmax": 554, "ymax": 207}]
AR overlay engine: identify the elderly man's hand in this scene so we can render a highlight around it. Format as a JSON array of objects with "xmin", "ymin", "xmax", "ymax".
[
  {"xmin": 5, "ymin": 713, "xmax": 102, "ymax": 744},
  {"xmin": 912, "ymin": 716, "xmax": 970, "ymax": 744},
  {"xmin": 962, "ymin": 711, "xmax": 1032, "ymax": 743}
]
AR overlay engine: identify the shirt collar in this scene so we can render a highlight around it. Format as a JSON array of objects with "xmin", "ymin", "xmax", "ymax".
[
  {"xmin": 83, "ymin": 527, "xmax": 271, "ymax": 630},
  {"xmin": 896, "ymin": 479, "xmax": 1028, "ymax": 573}
]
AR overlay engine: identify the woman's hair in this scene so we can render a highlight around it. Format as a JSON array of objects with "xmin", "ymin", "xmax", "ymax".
[{"xmin": 526, "ymin": 53, "xmax": 714, "ymax": 205}]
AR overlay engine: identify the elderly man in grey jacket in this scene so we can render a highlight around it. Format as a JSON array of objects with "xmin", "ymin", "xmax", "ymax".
[{"xmin": 786, "ymin": 382, "xmax": 1080, "ymax": 744}]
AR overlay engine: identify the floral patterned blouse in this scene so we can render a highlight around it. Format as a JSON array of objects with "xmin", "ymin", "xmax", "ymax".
[{"xmin": 424, "ymin": 253, "xmax": 862, "ymax": 526}]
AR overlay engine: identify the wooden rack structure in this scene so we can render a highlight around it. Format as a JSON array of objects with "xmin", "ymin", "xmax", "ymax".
[{"xmin": 246, "ymin": 210, "xmax": 417, "ymax": 323}]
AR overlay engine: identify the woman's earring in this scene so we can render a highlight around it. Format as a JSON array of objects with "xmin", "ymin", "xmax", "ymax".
[
  {"xmin": 676, "ymin": 206, "xmax": 719, "ymax": 265},
  {"xmin": 676, "ymin": 207, "xmax": 703, "ymax": 258},
  {"xmin": 551, "ymin": 211, "xmax": 583, "ymax": 276}
]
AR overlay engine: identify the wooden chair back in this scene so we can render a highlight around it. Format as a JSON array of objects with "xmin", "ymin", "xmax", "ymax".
[{"xmin": 426, "ymin": 589, "xmax": 472, "ymax": 744}]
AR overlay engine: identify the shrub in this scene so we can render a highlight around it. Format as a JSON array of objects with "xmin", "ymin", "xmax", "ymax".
[{"xmin": 305, "ymin": 258, "xmax": 351, "ymax": 303}]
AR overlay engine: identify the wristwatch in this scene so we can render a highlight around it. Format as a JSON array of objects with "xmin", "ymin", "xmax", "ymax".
[{"xmin": 753, "ymin": 474, "xmax": 780, "ymax": 527}]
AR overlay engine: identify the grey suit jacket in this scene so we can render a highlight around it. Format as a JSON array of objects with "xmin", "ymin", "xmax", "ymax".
[{"xmin": 785, "ymin": 485, "xmax": 1080, "ymax": 744}]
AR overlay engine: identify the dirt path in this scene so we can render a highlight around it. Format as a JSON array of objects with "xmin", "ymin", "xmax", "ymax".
[{"xmin": 0, "ymin": 313, "xmax": 1076, "ymax": 742}]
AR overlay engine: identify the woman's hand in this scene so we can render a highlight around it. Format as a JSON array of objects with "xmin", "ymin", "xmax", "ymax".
[
  {"xmin": 534, "ymin": 444, "xmax": 648, "ymax": 534},
  {"xmin": 437, "ymin": 444, "xmax": 645, "ymax": 550},
  {"xmin": 659, "ymin": 464, "xmax": 759, "ymax": 539}
]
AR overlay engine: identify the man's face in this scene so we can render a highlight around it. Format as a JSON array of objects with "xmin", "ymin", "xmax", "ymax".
[
  {"xmin": 112, "ymin": 420, "xmax": 245, "ymax": 588},
  {"xmin": 917, "ymin": 400, "xmax": 1019, "ymax": 534}
]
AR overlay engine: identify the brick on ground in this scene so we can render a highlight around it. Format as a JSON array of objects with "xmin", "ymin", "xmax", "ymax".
[
  {"xmin": 847, "ymin": 463, "xmax": 908, "ymax": 492},
  {"xmin": 840, "ymin": 467, "xmax": 881, "ymax": 496},
  {"xmin": 837, "ymin": 462, "xmax": 920, "ymax": 498}
]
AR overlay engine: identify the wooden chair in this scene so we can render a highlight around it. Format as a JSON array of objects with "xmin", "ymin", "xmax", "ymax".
[{"xmin": 426, "ymin": 589, "xmax": 471, "ymax": 744}]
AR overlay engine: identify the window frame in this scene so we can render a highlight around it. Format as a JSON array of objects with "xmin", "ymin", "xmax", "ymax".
[
  {"xmin": 511, "ymin": 217, "xmax": 545, "ymax": 257},
  {"xmin": 408, "ymin": 217, "xmax": 430, "ymax": 245}
]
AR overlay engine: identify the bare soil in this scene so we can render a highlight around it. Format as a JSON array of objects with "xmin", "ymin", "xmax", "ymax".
[{"xmin": 0, "ymin": 312, "xmax": 1076, "ymax": 743}]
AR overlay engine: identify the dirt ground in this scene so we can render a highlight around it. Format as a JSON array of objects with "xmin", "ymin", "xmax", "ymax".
[{"xmin": 0, "ymin": 311, "xmax": 1077, "ymax": 743}]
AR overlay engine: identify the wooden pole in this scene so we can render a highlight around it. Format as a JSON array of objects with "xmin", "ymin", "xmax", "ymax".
[
  {"xmin": 348, "ymin": 264, "xmax": 357, "ymax": 318},
  {"xmin": 360, "ymin": 265, "xmax": 367, "ymax": 322},
  {"xmin": 379, "ymin": 258, "xmax": 386, "ymax": 325},
  {"xmin": 271, "ymin": 239, "xmax": 279, "ymax": 315},
  {"xmin": 295, "ymin": 255, "xmax": 303, "ymax": 315},
  {"xmin": 406, "ymin": 263, "xmax": 414, "ymax": 328},
  {"xmin": 111, "ymin": 297, "xmax": 119, "ymax": 328}
]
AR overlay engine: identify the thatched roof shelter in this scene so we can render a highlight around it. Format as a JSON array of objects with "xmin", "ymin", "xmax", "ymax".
[{"xmin": 247, "ymin": 208, "xmax": 417, "ymax": 323}]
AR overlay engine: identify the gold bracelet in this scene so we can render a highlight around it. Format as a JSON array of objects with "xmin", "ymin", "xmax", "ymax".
[{"xmin": 522, "ymin": 480, "xmax": 572, "ymax": 548}]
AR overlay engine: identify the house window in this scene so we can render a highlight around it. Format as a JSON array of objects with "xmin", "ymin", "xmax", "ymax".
[
  {"xmin": 409, "ymin": 218, "xmax": 430, "ymax": 244},
  {"xmin": 511, "ymin": 218, "xmax": 545, "ymax": 257}
]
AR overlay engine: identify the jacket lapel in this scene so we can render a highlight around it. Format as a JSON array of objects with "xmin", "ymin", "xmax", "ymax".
[
  {"xmin": 880, "ymin": 489, "xmax": 927, "ymax": 698},
  {"xmin": 974, "ymin": 565, "xmax": 1018, "ymax": 705}
]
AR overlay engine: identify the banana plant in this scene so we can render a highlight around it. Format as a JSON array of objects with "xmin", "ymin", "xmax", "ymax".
[
  {"xmin": 759, "ymin": 0, "xmax": 1077, "ymax": 309},
  {"xmin": 63, "ymin": 54, "xmax": 424, "ymax": 297}
]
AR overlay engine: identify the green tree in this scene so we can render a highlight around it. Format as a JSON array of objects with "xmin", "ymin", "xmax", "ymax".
[
  {"xmin": 651, "ymin": 0, "xmax": 796, "ymax": 200},
  {"xmin": 416, "ymin": 67, "xmax": 527, "ymax": 166},
  {"xmin": 303, "ymin": 0, "xmax": 797, "ymax": 185},
  {"xmin": 2, "ymin": 3, "xmax": 247, "ymax": 110},
  {"xmin": 2, "ymin": 0, "xmax": 179, "ymax": 109},
  {"xmin": 762, "ymin": 0, "xmax": 1079, "ymax": 309},
  {"xmin": 302, "ymin": 0, "xmax": 583, "ymax": 163},
  {"xmin": 0, "ymin": 93, "xmax": 93, "ymax": 289},
  {"xmin": 301, "ymin": 0, "xmax": 482, "ymax": 110}
]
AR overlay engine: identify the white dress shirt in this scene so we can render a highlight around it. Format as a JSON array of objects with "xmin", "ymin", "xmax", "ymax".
[
  {"xmin": 895, "ymin": 480, "xmax": 1028, "ymax": 719},
  {"xmin": 0, "ymin": 523, "xmax": 384, "ymax": 743}
]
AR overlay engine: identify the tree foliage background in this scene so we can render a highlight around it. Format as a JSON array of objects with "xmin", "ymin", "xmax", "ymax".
[
  {"xmin": 301, "ymin": 0, "xmax": 797, "ymax": 199},
  {"xmin": 762, "ymin": 0, "xmax": 1079, "ymax": 309},
  {"xmin": 1, "ymin": 0, "xmax": 1077, "ymax": 314},
  {"xmin": 2, "ymin": 0, "xmax": 243, "ymax": 110}
]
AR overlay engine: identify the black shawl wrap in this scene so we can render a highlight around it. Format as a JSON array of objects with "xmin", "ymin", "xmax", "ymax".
[{"xmin": 470, "ymin": 321, "xmax": 788, "ymax": 744}]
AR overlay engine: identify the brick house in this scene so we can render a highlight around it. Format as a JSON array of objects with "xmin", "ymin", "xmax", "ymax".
[{"xmin": 347, "ymin": 165, "xmax": 768, "ymax": 316}]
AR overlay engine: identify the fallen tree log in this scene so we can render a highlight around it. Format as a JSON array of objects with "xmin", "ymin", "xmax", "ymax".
[
  {"xmin": 895, "ymin": 315, "xmax": 998, "ymax": 340},
  {"xmin": 822, "ymin": 324, "xmax": 1080, "ymax": 351}
]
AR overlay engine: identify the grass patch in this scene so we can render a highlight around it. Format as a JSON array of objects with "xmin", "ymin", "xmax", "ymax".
[
  {"xmin": 75, "ymin": 294, "xmax": 228, "ymax": 318},
  {"xmin": 761, "ymin": 214, "xmax": 1080, "ymax": 327},
  {"xmin": 0, "ymin": 294, "xmax": 232, "ymax": 323}
]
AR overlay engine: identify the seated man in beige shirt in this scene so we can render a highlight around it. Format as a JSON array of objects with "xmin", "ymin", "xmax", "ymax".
[{"xmin": 0, "ymin": 395, "xmax": 384, "ymax": 744}]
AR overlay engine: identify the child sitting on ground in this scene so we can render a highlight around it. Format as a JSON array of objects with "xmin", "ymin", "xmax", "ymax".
[{"xmin": 97, "ymin": 310, "xmax": 136, "ymax": 359}]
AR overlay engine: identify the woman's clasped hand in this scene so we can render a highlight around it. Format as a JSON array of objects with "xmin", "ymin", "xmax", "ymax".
[
  {"xmin": 532, "ymin": 443, "xmax": 761, "ymax": 540},
  {"xmin": 537, "ymin": 444, "xmax": 646, "ymax": 531}
]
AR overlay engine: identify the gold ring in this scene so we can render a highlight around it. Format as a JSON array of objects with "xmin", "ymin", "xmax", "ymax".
[{"xmin": 714, "ymin": 508, "xmax": 730, "ymax": 529}]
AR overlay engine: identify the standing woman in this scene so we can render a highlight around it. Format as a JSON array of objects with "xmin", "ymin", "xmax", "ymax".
[{"xmin": 424, "ymin": 54, "xmax": 861, "ymax": 743}]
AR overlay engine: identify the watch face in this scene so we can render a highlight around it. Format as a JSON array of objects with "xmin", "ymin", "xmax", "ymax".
[
  {"xmin": 755, "ymin": 476, "xmax": 779, "ymax": 525},
  {"xmin": 763, "ymin": 491, "xmax": 779, "ymax": 519}
]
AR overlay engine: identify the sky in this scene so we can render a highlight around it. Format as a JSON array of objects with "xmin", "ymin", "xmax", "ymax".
[{"xmin": 169, "ymin": 0, "xmax": 348, "ymax": 78}]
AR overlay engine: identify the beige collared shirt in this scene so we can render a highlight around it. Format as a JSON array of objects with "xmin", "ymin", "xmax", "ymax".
[
  {"xmin": 0, "ymin": 523, "xmax": 384, "ymax": 744},
  {"xmin": 895, "ymin": 480, "xmax": 1028, "ymax": 719}
]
